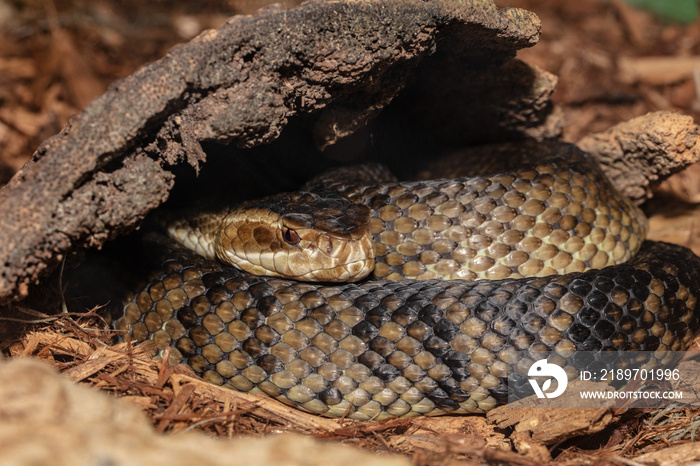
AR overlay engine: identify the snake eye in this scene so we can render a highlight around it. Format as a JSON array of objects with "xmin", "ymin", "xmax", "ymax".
[{"xmin": 282, "ymin": 227, "xmax": 300, "ymax": 244}]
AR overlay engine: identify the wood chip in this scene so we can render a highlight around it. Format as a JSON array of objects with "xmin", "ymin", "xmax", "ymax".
[
  {"xmin": 634, "ymin": 442, "xmax": 700, "ymax": 465},
  {"xmin": 487, "ymin": 400, "xmax": 617, "ymax": 445},
  {"xmin": 169, "ymin": 374, "xmax": 343, "ymax": 433},
  {"xmin": 618, "ymin": 56, "xmax": 700, "ymax": 85}
]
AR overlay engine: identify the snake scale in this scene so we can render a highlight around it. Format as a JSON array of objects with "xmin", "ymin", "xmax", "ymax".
[{"xmin": 116, "ymin": 150, "xmax": 700, "ymax": 420}]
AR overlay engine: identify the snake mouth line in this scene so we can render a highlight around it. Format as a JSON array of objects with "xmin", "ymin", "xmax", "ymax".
[{"xmin": 229, "ymin": 251, "xmax": 375, "ymax": 282}]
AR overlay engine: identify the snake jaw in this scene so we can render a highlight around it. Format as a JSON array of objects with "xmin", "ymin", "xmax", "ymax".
[
  {"xmin": 215, "ymin": 223, "xmax": 375, "ymax": 282},
  {"xmin": 296, "ymin": 231, "xmax": 376, "ymax": 282},
  {"xmin": 212, "ymin": 194, "xmax": 376, "ymax": 282}
]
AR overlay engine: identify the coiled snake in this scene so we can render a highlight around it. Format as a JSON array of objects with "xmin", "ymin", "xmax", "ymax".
[{"xmin": 116, "ymin": 150, "xmax": 700, "ymax": 420}]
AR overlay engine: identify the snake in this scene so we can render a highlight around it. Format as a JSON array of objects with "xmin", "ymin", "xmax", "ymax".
[{"xmin": 115, "ymin": 148, "xmax": 700, "ymax": 420}]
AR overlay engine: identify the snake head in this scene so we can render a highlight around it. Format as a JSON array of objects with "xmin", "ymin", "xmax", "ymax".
[{"xmin": 215, "ymin": 191, "xmax": 375, "ymax": 282}]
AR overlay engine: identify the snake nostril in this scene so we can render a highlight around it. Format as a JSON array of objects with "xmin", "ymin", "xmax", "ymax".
[{"xmin": 282, "ymin": 227, "xmax": 300, "ymax": 244}]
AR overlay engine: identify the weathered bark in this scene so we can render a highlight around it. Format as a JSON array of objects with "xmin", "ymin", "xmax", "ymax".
[
  {"xmin": 0, "ymin": 0, "xmax": 550, "ymax": 303},
  {"xmin": 578, "ymin": 111, "xmax": 700, "ymax": 204},
  {"xmin": 487, "ymin": 405, "xmax": 615, "ymax": 445}
]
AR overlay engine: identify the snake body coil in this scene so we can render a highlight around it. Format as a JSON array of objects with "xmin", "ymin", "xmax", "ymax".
[
  {"xmin": 117, "ymin": 152, "xmax": 700, "ymax": 420},
  {"xmin": 167, "ymin": 154, "xmax": 647, "ymax": 283},
  {"xmin": 117, "ymin": 240, "xmax": 700, "ymax": 419}
]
